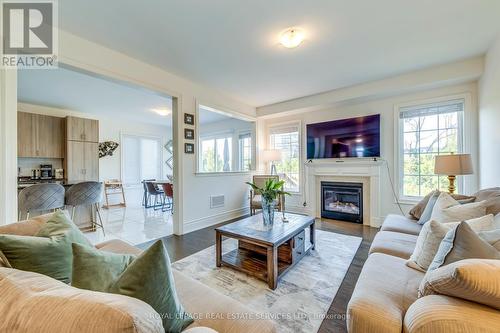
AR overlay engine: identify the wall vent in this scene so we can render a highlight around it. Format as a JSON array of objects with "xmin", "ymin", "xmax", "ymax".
[{"xmin": 210, "ymin": 195, "xmax": 225, "ymax": 208}]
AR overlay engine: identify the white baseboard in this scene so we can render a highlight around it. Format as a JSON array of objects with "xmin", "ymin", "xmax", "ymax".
[{"xmin": 183, "ymin": 207, "xmax": 250, "ymax": 234}]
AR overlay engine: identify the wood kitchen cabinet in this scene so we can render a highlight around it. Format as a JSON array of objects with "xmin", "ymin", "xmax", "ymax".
[
  {"xmin": 66, "ymin": 116, "xmax": 99, "ymax": 143},
  {"xmin": 17, "ymin": 112, "xmax": 64, "ymax": 158},
  {"xmin": 66, "ymin": 141, "xmax": 99, "ymax": 183}
]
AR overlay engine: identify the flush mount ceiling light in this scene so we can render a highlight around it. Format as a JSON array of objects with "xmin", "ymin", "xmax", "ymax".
[
  {"xmin": 151, "ymin": 108, "xmax": 172, "ymax": 116},
  {"xmin": 279, "ymin": 28, "xmax": 305, "ymax": 48}
]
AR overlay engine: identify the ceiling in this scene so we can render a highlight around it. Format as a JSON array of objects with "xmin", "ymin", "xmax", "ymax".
[
  {"xmin": 18, "ymin": 67, "xmax": 173, "ymax": 126},
  {"xmin": 58, "ymin": 0, "xmax": 500, "ymax": 106}
]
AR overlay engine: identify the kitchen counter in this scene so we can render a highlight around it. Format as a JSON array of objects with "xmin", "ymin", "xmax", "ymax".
[{"xmin": 17, "ymin": 179, "xmax": 77, "ymax": 190}]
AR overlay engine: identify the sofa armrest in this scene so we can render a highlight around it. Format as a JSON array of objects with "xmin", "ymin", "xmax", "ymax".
[{"xmin": 404, "ymin": 295, "xmax": 500, "ymax": 333}]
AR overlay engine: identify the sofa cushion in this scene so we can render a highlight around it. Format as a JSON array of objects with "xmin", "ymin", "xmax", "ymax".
[
  {"xmin": 409, "ymin": 191, "xmax": 476, "ymax": 220},
  {"xmin": 0, "ymin": 267, "xmax": 164, "ymax": 333},
  {"xmin": 347, "ymin": 253, "xmax": 424, "ymax": 333},
  {"xmin": 369, "ymin": 231, "xmax": 418, "ymax": 259},
  {"xmin": 380, "ymin": 214, "xmax": 423, "ymax": 236},
  {"xmin": 0, "ymin": 213, "xmax": 53, "ymax": 236},
  {"xmin": 419, "ymin": 259, "xmax": 500, "ymax": 310},
  {"xmin": 404, "ymin": 295, "xmax": 500, "ymax": 333}
]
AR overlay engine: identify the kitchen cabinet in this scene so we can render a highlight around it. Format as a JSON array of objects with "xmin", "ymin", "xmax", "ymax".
[
  {"xmin": 66, "ymin": 141, "xmax": 99, "ymax": 183},
  {"xmin": 17, "ymin": 112, "xmax": 63, "ymax": 158},
  {"xmin": 66, "ymin": 116, "xmax": 99, "ymax": 143}
]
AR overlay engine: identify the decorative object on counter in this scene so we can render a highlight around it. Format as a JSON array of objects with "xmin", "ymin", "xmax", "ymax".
[
  {"xmin": 98, "ymin": 141, "xmax": 119, "ymax": 158},
  {"xmin": 434, "ymin": 153, "xmax": 473, "ymax": 194},
  {"xmin": 65, "ymin": 182, "xmax": 105, "ymax": 235},
  {"xmin": 164, "ymin": 140, "xmax": 173, "ymax": 170},
  {"xmin": 184, "ymin": 143, "xmax": 194, "ymax": 154},
  {"xmin": 103, "ymin": 180, "xmax": 126, "ymax": 209},
  {"xmin": 184, "ymin": 113, "xmax": 195, "ymax": 125},
  {"xmin": 246, "ymin": 178, "xmax": 289, "ymax": 226},
  {"xmin": 184, "ymin": 128, "xmax": 195, "ymax": 140},
  {"xmin": 18, "ymin": 183, "xmax": 65, "ymax": 220}
]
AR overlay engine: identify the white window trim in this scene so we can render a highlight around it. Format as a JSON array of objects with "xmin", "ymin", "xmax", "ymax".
[
  {"xmin": 267, "ymin": 120, "xmax": 302, "ymax": 194},
  {"xmin": 120, "ymin": 132, "xmax": 164, "ymax": 189},
  {"xmin": 238, "ymin": 131, "xmax": 253, "ymax": 171},
  {"xmin": 198, "ymin": 133, "xmax": 234, "ymax": 173},
  {"xmin": 394, "ymin": 93, "xmax": 474, "ymax": 202}
]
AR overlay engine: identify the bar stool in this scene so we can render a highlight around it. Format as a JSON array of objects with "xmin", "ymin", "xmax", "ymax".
[
  {"xmin": 65, "ymin": 182, "xmax": 105, "ymax": 235},
  {"xmin": 18, "ymin": 183, "xmax": 65, "ymax": 220}
]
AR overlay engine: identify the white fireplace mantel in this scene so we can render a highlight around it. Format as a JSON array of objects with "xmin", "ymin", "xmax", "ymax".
[{"xmin": 304, "ymin": 159, "xmax": 383, "ymax": 227}]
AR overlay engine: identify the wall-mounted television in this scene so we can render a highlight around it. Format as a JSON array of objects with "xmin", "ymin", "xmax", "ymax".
[{"xmin": 307, "ymin": 114, "xmax": 381, "ymax": 159}]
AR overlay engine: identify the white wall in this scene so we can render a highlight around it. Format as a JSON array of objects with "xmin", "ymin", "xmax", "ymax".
[
  {"xmin": 479, "ymin": 34, "xmax": 500, "ymax": 188},
  {"xmin": 259, "ymin": 82, "xmax": 479, "ymax": 219}
]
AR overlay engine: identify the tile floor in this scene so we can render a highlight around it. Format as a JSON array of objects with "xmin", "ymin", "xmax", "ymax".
[{"xmin": 84, "ymin": 191, "xmax": 173, "ymax": 246}]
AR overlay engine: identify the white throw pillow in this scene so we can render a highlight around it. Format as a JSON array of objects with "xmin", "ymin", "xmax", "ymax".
[
  {"xmin": 430, "ymin": 192, "xmax": 486, "ymax": 223},
  {"xmin": 406, "ymin": 214, "xmax": 495, "ymax": 272},
  {"xmin": 407, "ymin": 220, "xmax": 457, "ymax": 272}
]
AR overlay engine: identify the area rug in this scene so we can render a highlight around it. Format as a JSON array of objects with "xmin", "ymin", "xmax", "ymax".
[{"xmin": 172, "ymin": 230, "xmax": 362, "ymax": 333}]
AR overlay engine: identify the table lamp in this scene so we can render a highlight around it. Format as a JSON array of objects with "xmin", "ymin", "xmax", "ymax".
[
  {"xmin": 261, "ymin": 149, "xmax": 282, "ymax": 175},
  {"xmin": 434, "ymin": 154, "xmax": 473, "ymax": 194}
]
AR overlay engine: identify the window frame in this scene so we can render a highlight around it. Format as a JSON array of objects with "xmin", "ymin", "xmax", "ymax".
[
  {"xmin": 267, "ymin": 121, "xmax": 302, "ymax": 194},
  {"xmin": 394, "ymin": 94, "xmax": 472, "ymax": 202},
  {"xmin": 194, "ymin": 101, "xmax": 257, "ymax": 175},
  {"xmin": 198, "ymin": 131, "xmax": 234, "ymax": 173},
  {"xmin": 120, "ymin": 132, "xmax": 163, "ymax": 188},
  {"xmin": 238, "ymin": 131, "xmax": 253, "ymax": 172}
]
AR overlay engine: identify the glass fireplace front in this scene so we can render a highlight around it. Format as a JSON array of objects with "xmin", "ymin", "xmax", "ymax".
[{"xmin": 321, "ymin": 182, "xmax": 363, "ymax": 223}]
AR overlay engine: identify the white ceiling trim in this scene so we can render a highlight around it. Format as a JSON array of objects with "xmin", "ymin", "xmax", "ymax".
[{"xmin": 256, "ymin": 56, "xmax": 484, "ymax": 117}]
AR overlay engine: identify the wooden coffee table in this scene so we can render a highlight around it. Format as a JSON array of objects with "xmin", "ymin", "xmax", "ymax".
[{"xmin": 215, "ymin": 213, "xmax": 316, "ymax": 289}]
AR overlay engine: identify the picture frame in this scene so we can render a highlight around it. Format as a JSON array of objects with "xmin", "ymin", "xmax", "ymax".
[
  {"xmin": 184, "ymin": 128, "xmax": 195, "ymax": 140},
  {"xmin": 184, "ymin": 113, "xmax": 195, "ymax": 125},
  {"xmin": 184, "ymin": 142, "xmax": 194, "ymax": 154}
]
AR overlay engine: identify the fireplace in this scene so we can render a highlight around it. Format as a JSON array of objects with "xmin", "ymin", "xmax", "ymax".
[{"xmin": 321, "ymin": 182, "xmax": 363, "ymax": 223}]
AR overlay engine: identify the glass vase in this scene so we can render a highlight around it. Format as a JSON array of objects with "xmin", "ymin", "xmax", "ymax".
[{"xmin": 261, "ymin": 197, "xmax": 275, "ymax": 226}]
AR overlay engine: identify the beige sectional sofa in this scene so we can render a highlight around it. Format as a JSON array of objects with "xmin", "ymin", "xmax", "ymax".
[
  {"xmin": 347, "ymin": 188, "xmax": 500, "ymax": 333},
  {"xmin": 0, "ymin": 214, "xmax": 276, "ymax": 333}
]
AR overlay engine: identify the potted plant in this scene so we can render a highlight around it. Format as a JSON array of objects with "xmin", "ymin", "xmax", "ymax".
[{"xmin": 246, "ymin": 178, "xmax": 290, "ymax": 225}]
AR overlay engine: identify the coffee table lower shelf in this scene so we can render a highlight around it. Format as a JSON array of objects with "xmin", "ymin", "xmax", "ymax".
[{"xmin": 220, "ymin": 245, "xmax": 311, "ymax": 285}]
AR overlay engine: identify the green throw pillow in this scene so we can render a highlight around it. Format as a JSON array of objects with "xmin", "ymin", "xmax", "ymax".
[
  {"xmin": 0, "ymin": 211, "xmax": 92, "ymax": 283},
  {"xmin": 72, "ymin": 240, "xmax": 193, "ymax": 333},
  {"xmin": 36, "ymin": 210, "xmax": 93, "ymax": 248},
  {"xmin": 72, "ymin": 243, "xmax": 136, "ymax": 292}
]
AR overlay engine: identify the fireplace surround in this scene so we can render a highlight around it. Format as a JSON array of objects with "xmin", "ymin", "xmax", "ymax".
[{"xmin": 321, "ymin": 181, "xmax": 363, "ymax": 223}]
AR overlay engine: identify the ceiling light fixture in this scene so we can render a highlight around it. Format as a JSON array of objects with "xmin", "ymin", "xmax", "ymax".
[
  {"xmin": 151, "ymin": 108, "xmax": 171, "ymax": 116},
  {"xmin": 279, "ymin": 28, "xmax": 305, "ymax": 48}
]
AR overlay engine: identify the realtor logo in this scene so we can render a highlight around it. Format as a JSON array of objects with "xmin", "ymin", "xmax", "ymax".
[{"xmin": 1, "ymin": 0, "xmax": 58, "ymax": 68}]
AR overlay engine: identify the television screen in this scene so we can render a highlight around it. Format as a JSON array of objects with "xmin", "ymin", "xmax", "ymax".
[{"xmin": 307, "ymin": 114, "xmax": 381, "ymax": 159}]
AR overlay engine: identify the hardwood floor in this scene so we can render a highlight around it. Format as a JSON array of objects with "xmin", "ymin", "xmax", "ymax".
[{"xmin": 137, "ymin": 215, "xmax": 378, "ymax": 332}]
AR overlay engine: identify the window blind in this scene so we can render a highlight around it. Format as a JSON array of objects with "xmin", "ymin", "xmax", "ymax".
[{"xmin": 400, "ymin": 99, "xmax": 464, "ymax": 119}]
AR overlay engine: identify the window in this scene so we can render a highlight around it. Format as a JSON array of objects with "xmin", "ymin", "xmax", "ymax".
[
  {"xmin": 239, "ymin": 133, "xmax": 252, "ymax": 171},
  {"xmin": 200, "ymin": 135, "xmax": 233, "ymax": 172},
  {"xmin": 399, "ymin": 99, "xmax": 464, "ymax": 199},
  {"xmin": 270, "ymin": 125, "xmax": 300, "ymax": 192},
  {"xmin": 122, "ymin": 134, "xmax": 161, "ymax": 187}
]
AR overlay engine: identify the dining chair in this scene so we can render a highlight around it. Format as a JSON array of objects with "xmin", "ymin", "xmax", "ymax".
[
  {"xmin": 145, "ymin": 181, "xmax": 164, "ymax": 210},
  {"xmin": 65, "ymin": 182, "xmax": 105, "ymax": 235},
  {"xmin": 161, "ymin": 183, "xmax": 174, "ymax": 213},
  {"xmin": 18, "ymin": 183, "xmax": 65, "ymax": 220}
]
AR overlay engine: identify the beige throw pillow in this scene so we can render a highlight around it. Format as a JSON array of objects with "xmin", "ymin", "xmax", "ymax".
[
  {"xmin": 407, "ymin": 220, "xmax": 457, "ymax": 272},
  {"xmin": 406, "ymin": 215, "xmax": 495, "ymax": 272},
  {"xmin": 430, "ymin": 192, "xmax": 486, "ymax": 223},
  {"xmin": 418, "ymin": 259, "xmax": 500, "ymax": 310},
  {"xmin": 428, "ymin": 221, "xmax": 500, "ymax": 271}
]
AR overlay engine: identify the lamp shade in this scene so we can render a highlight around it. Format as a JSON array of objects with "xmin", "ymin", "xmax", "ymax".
[
  {"xmin": 261, "ymin": 149, "xmax": 282, "ymax": 162},
  {"xmin": 434, "ymin": 154, "xmax": 473, "ymax": 175}
]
